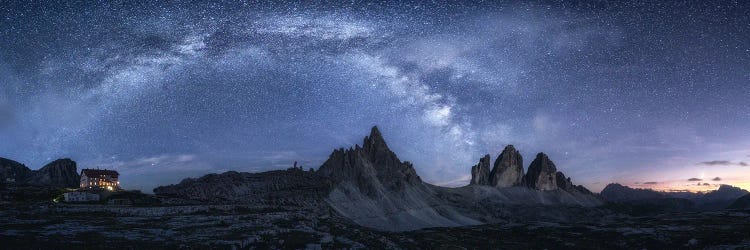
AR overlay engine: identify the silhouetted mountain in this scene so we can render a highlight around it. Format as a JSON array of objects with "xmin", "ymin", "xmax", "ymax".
[
  {"xmin": 696, "ymin": 185, "xmax": 749, "ymax": 210},
  {"xmin": 702, "ymin": 185, "xmax": 748, "ymax": 202},
  {"xmin": 154, "ymin": 168, "xmax": 331, "ymax": 206},
  {"xmin": 600, "ymin": 183, "xmax": 667, "ymax": 202},
  {"xmin": 600, "ymin": 183, "xmax": 749, "ymax": 213},
  {"xmin": 728, "ymin": 194, "xmax": 750, "ymax": 209},
  {"xmin": 0, "ymin": 158, "xmax": 32, "ymax": 184},
  {"xmin": 316, "ymin": 126, "xmax": 478, "ymax": 231},
  {"xmin": 317, "ymin": 126, "xmax": 421, "ymax": 197},
  {"xmin": 0, "ymin": 158, "xmax": 79, "ymax": 188}
]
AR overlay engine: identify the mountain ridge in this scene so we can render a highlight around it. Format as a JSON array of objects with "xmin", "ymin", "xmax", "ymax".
[
  {"xmin": 0, "ymin": 158, "xmax": 79, "ymax": 188},
  {"xmin": 600, "ymin": 183, "xmax": 750, "ymax": 211},
  {"xmin": 155, "ymin": 126, "xmax": 604, "ymax": 231}
]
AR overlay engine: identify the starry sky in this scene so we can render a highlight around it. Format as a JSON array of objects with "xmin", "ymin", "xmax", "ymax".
[{"xmin": 1, "ymin": 1, "xmax": 749, "ymax": 193}]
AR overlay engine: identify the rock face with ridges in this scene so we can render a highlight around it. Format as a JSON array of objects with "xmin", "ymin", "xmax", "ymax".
[
  {"xmin": 317, "ymin": 126, "xmax": 480, "ymax": 231},
  {"xmin": 317, "ymin": 126, "xmax": 421, "ymax": 197},
  {"xmin": 599, "ymin": 183, "xmax": 666, "ymax": 202},
  {"xmin": 0, "ymin": 158, "xmax": 79, "ymax": 188},
  {"xmin": 556, "ymin": 172, "xmax": 573, "ymax": 190},
  {"xmin": 470, "ymin": 155, "xmax": 491, "ymax": 185},
  {"xmin": 556, "ymin": 171, "xmax": 594, "ymax": 195},
  {"xmin": 524, "ymin": 153, "xmax": 558, "ymax": 191},
  {"xmin": 0, "ymin": 158, "xmax": 32, "ymax": 184},
  {"xmin": 489, "ymin": 145, "xmax": 524, "ymax": 187},
  {"xmin": 154, "ymin": 168, "xmax": 332, "ymax": 206},
  {"xmin": 27, "ymin": 159, "xmax": 80, "ymax": 188}
]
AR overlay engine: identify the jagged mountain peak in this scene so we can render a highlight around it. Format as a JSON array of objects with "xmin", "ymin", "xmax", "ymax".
[
  {"xmin": 317, "ymin": 126, "xmax": 421, "ymax": 197},
  {"xmin": 468, "ymin": 147, "xmax": 590, "ymax": 193},
  {"xmin": 534, "ymin": 152, "xmax": 551, "ymax": 161},
  {"xmin": 362, "ymin": 126, "xmax": 399, "ymax": 163},
  {"xmin": 365, "ymin": 126, "xmax": 384, "ymax": 144},
  {"xmin": 717, "ymin": 184, "xmax": 746, "ymax": 192},
  {"xmin": 364, "ymin": 126, "xmax": 386, "ymax": 149}
]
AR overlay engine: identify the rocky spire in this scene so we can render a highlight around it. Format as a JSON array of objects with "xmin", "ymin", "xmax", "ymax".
[
  {"xmin": 556, "ymin": 172, "xmax": 573, "ymax": 191},
  {"xmin": 556, "ymin": 169, "xmax": 594, "ymax": 194},
  {"xmin": 489, "ymin": 145, "xmax": 524, "ymax": 187},
  {"xmin": 317, "ymin": 126, "xmax": 421, "ymax": 197},
  {"xmin": 524, "ymin": 153, "xmax": 558, "ymax": 191},
  {"xmin": 362, "ymin": 126, "xmax": 400, "ymax": 169},
  {"xmin": 470, "ymin": 154, "xmax": 491, "ymax": 185}
]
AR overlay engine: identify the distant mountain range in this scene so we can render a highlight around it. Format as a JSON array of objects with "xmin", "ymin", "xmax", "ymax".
[{"xmin": 600, "ymin": 183, "xmax": 749, "ymax": 212}]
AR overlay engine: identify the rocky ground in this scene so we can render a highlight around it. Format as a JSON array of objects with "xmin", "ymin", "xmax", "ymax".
[{"xmin": 1, "ymin": 202, "xmax": 749, "ymax": 249}]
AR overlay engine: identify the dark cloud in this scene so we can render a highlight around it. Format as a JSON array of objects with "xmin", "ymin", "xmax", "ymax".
[
  {"xmin": 702, "ymin": 183, "xmax": 711, "ymax": 186},
  {"xmin": 643, "ymin": 181, "xmax": 658, "ymax": 185},
  {"xmin": 712, "ymin": 177, "xmax": 722, "ymax": 181},
  {"xmin": 668, "ymin": 189, "xmax": 691, "ymax": 192},
  {"xmin": 699, "ymin": 160, "xmax": 749, "ymax": 166},
  {"xmin": 688, "ymin": 178, "xmax": 702, "ymax": 181},
  {"xmin": 699, "ymin": 160, "xmax": 732, "ymax": 166}
]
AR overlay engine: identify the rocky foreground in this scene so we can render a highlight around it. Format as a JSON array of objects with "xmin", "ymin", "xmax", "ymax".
[{"xmin": 1, "ymin": 202, "xmax": 749, "ymax": 249}]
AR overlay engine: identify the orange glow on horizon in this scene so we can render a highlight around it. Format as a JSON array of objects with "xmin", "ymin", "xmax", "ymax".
[{"xmin": 629, "ymin": 180, "xmax": 750, "ymax": 193}]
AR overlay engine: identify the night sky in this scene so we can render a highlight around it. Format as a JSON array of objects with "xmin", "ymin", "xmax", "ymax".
[{"xmin": 1, "ymin": 1, "xmax": 749, "ymax": 192}]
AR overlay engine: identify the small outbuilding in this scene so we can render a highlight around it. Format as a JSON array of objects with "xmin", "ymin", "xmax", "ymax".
[{"xmin": 63, "ymin": 191, "xmax": 100, "ymax": 202}]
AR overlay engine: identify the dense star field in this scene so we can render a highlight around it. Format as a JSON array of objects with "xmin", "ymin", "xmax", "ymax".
[{"xmin": 0, "ymin": 1, "xmax": 749, "ymax": 192}]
